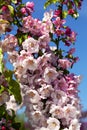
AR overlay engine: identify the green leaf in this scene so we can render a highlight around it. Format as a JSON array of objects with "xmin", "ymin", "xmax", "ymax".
[
  {"xmin": 4, "ymin": 70, "xmax": 13, "ymax": 80},
  {"xmin": 16, "ymin": 33, "xmax": 28, "ymax": 45},
  {"xmin": 44, "ymin": 0, "xmax": 60, "ymax": 9},
  {"xmin": 0, "ymin": 1, "xmax": 6, "ymax": 7},
  {"xmin": 9, "ymin": 79, "xmax": 22, "ymax": 104},
  {"xmin": 0, "ymin": 19, "xmax": 9, "ymax": 24},
  {"xmin": 74, "ymin": 0, "xmax": 79, "ymax": 7},
  {"xmin": 4, "ymin": 70, "xmax": 22, "ymax": 104},
  {"xmin": 8, "ymin": 5, "xmax": 14, "ymax": 16},
  {"xmin": 0, "ymin": 104, "xmax": 6, "ymax": 118},
  {"xmin": 0, "ymin": 86, "xmax": 4, "ymax": 94},
  {"xmin": 16, "ymin": 3, "xmax": 25, "ymax": 11},
  {"xmin": 62, "ymin": 10, "xmax": 68, "ymax": 18},
  {"xmin": 11, "ymin": 0, "xmax": 17, "ymax": 4}
]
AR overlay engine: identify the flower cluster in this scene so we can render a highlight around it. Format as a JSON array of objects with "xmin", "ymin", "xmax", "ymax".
[
  {"xmin": 53, "ymin": 13, "xmax": 77, "ymax": 47},
  {"xmin": 2, "ymin": 8, "xmax": 81, "ymax": 130},
  {"xmin": 0, "ymin": 0, "xmax": 83, "ymax": 130}
]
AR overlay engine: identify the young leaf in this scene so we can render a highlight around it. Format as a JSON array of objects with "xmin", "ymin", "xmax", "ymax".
[
  {"xmin": 44, "ymin": 0, "xmax": 60, "ymax": 9},
  {"xmin": 8, "ymin": 5, "xmax": 14, "ymax": 17},
  {"xmin": 11, "ymin": 0, "xmax": 17, "ymax": 4},
  {"xmin": 62, "ymin": 11, "xmax": 68, "ymax": 18},
  {"xmin": 0, "ymin": 104, "xmax": 6, "ymax": 118},
  {"xmin": 9, "ymin": 79, "xmax": 22, "ymax": 104}
]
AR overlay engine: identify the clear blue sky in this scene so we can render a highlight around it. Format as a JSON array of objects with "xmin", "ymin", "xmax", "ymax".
[{"xmin": 22, "ymin": 0, "xmax": 87, "ymax": 111}]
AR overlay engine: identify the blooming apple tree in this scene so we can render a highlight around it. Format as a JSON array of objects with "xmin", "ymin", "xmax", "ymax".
[{"xmin": 0, "ymin": 0, "xmax": 83, "ymax": 130}]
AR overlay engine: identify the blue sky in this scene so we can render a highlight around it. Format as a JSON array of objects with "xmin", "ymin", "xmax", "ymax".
[{"xmin": 21, "ymin": 0, "xmax": 87, "ymax": 111}]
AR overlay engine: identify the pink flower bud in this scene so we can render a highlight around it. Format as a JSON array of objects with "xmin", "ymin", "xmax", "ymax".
[
  {"xmin": 65, "ymin": 27, "xmax": 72, "ymax": 36},
  {"xmin": 54, "ymin": 10, "xmax": 62, "ymax": 17},
  {"xmin": 68, "ymin": 48, "xmax": 75, "ymax": 55},
  {"xmin": 26, "ymin": 2, "xmax": 34, "ymax": 9},
  {"xmin": 59, "ymin": 59, "xmax": 72, "ymax": 69},
  {"xmin": 68, "ymin": 9, "xmax": 75, "ymax": 15},
  {"xmin": 21, "ymin": 7, "xmax": 27, "ymax": 14},
  {"xmin": 1, "ymin": 126, "xmax": 6, "ymax": 130},
  {"xmin": 1, "ymin": 6, "xmax": 8, "ymax": 11}
]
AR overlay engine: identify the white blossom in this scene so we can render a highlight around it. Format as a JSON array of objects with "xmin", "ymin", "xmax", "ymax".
[
  {"xmin": 26, "ymin": 89, "xmax": 41, "ymax": 104},
  {"xmin": 69, "ymin": 119, "xmax": 81, "ymax": 130},
  {"xmin": 47, "ymin": 117, "xmax": 60, "ymax": 130},
  {"xmin": 43, "ymin": 67, "xmax": 58, "ymax": 83},
  {"xmin": 22, "ymin": 37, "xmax": 39, "ymax": 53}
]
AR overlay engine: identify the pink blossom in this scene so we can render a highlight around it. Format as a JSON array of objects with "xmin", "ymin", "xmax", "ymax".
[
  {"xmin": 26, "ymin": 2, "xmax": 34, "ymax": 10},
  {"xmin": 53, "ymin": 17, "xmax": 66, "ymax": 29},
  {"xmin": 22, "ymin": 37, "xmax": 39, "ymax": 53},
  {"xmin": 58, "ymin": 59, "xmax": 72, "ymax": 69},
  {"xmin": 21, "ymin": 7, "xmax": 27, "ymax": 14},
  {"xmin": 43, "ymin": 67, "xmax": 58, "ymax": 83},
  {"xmin": 25, "ymin": 2, "xmax": 34, "ymax": 14},
  {"xmin": 38, "ymin": 34, "xmax": 50, "ymax": 49},
  {"xmin": 51, "ymin": 90, "xmax": 68, "ymax": 106},
  {"xmin": 22, "ymin": 56, "xmax": 38, "ymax": 71},
  {"xmin": 69, "ymin": 31, "xmax": 77, "ymax": 43},
  {"xmin": 63, "ymin": 104, "xmax": 80, "ymax": 119},
  {"xmin": 1, "ymin": 34, "xmax": 17, "ymax": 52},
  {"xmin": 21, "ymin": 16, "xmax": 43, "ymax": 36},
  {"xmin": 68, "ymin": 48, "xmax": 75, "ymax": 55},
  {"xmin": 39, "ymin": 84, "xmax": 53, "ymax": 99}
]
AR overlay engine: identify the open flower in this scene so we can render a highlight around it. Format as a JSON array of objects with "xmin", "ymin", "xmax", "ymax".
[
  {"xmin": 69, "ymin": 119, "xmax": 81, "ymax": 130},
  {"xmin": 22, "ymin": 37, "xmax": 39, "ymax": 53},
  {"xmin": 47, "ymin": 117, "xmax": 60, "ymax": 130},
  {"xmin": 26, "ymin": 89, "xmax": 41, "ymax": 104},
  {"xmin": 22, "ymin": 56, "xmax": 38, "ymax": 71},
  {"xmin": 43, "ymin": 67, "xmax": 58, "ymax": 83},
  {"xmin": 50, "ymin": 105, "xmax": 64, "ymax": 119},
  {"xmin": 39, "ymin": 84, "xmax": 53, "ymax": 99}
]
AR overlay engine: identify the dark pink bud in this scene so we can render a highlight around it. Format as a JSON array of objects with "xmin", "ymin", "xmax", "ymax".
[
  {"xmin": 21, "ymin": 7, "xmax": 27, "ymax": 14},
  {"xmin": 1, "ymin": 126, "xmax": 6, "ymax": 130},
  {"xmin": 68, "ymin": 9, "xmax": 75, "ymax": 15},
  {"xmin": 1, "ymin": 6, "xmax": 8, "ymax": 11},
  {"xmin": 65, "ymin": 41, "xmax": 71, "ymax": 46},
  {"xmin": 65, "ymin": 27, "xmax": 72, "ymax": 36},
  {"xmin": 54, "ymin": 10, "xmax": 62, "ymax": 17}
]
